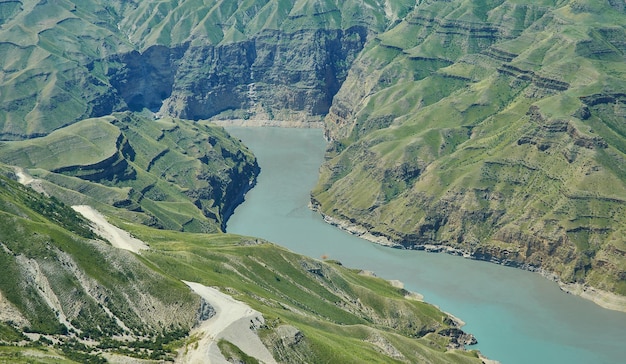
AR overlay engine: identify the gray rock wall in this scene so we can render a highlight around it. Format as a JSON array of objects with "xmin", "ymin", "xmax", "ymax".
[{"xmin": 101, "ymin": 27, "xmax": 368, "ymax": 123}]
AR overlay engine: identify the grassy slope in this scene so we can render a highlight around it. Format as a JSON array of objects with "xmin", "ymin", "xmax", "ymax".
[
  {"xmin": 0, "ymin": 172, "xmax": 201, "ymax": 362},
  {"xmin": 0, "ymin": 171, "xmax": 481, "ymax": 363},
  {"xmin": 314, "ymin": 0, "xmax": 626, "ymax": 295},
  {"xmin": 117, "ymin": 0, "xmax": 415, "ymax": 48},
  {"xmin": 0, "ymin": 0, "xmax": 133, "ymax": 138},
  {"xmin": 120, "ymin": 220, "xmax": 483, "ymax": 364},
  {"xmin": 0, "ymin": 112, "xmax": 258, "ymax": 233}
]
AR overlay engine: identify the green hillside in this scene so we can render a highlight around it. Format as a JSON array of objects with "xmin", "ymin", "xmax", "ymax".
[
  {"xmin": 0, "ymin": 172, "xmax": 201, "ymax": 362},
  {"xmin": 313, "ymin": 0, "xmax": 626, "ymax": 296},
  {"xmin": 0, "ymin": 172, "xmax": 481, "ymax": 363},
  {"xmin": 0, "ymin": 112, "xmax": 258, "ymax": 233},
  {"xmin": 0, "ymin": 0, "xmax": 625, "ymax": 361}
]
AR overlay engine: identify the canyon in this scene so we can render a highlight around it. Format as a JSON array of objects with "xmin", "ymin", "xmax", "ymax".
[{"xmin": 0, "ymin": 0, "xmax": 625, "ymax": 362}]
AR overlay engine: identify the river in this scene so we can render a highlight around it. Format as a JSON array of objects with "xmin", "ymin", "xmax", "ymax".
[{"xmin": 224, "ymin": 126, "xmax": 626, "ymax": 364}]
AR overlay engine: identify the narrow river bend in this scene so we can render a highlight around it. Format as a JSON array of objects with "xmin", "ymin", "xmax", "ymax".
[{"xmin": 224, "ymin": 126, "xmax": 626, "ymax": 364}]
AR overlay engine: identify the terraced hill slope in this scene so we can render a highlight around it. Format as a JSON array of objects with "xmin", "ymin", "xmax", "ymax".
[
  {"xmin": 312, "ymin": 0, "xmax": 626, "ymax": 298},
  {"xmin": 0, "ymin": 112, "xmax": 258, "ymax": 233},
  {"xmin": 0, "ymin": 0, "xmax": 624, "ymax": 357}
]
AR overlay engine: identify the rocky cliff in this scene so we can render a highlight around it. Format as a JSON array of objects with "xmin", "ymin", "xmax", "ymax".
[{"xmin": 113, "ymin": 26, "xmax": 369, "ymax": 123}]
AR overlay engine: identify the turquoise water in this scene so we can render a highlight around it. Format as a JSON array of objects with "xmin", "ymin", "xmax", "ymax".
[{"xmin": 224, "ymin": 126, "xmax": 626, "ymax": 364}]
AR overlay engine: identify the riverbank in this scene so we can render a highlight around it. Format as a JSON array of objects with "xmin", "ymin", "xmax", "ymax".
[
  {"xmin": 222, "ymin": 126, "xmax": 626, "ymax": 363},
  {"xmin": 559, "ymin": 283, "xmax": 626, "ymax": 313},
  {"xmin": 312, "ymin": 205, "xmax": 626, "ymax": 313},
  {"xmin": 213, "ymin": 119, "xmax": 323, "ymax": 128}
]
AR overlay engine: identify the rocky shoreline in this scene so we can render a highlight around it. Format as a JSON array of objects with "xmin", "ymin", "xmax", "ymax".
[
  {"xmin": 558, "ymin": 282, "xmax": 626, "ymax": 313},
  {"xmin": 312, "ymin": 204, "xmax": 626, "ymax": 313}
]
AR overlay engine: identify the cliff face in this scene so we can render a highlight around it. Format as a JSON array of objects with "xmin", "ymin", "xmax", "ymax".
[
  {"xmin": 155, "ymin": 27, "xmax": 368, "ymax": 122},
  {"xmin": 99, "ymin": 28, "xmax": 368, "ymax": 123},
  {"xmin": 313, "ymin": 0, "xmax": 626, "ymax": 296},
  {"xmin": 106, "ymin": 45, "xmax": 187, "ymax": 113}
]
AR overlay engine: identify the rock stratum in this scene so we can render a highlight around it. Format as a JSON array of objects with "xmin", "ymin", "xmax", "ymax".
[{"xmin": 0, "ymin": 0, "xmax": 409, "ymax": 138}]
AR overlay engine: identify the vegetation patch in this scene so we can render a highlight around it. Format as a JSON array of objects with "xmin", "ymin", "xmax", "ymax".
[{"xmin": 217, "ymin": 339, "xmax": 260, "ymax": 364}]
